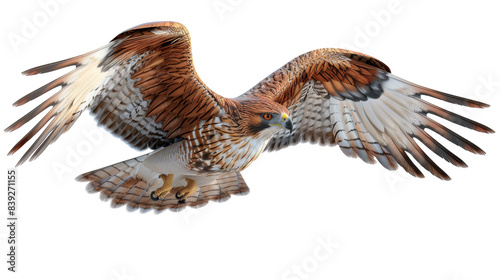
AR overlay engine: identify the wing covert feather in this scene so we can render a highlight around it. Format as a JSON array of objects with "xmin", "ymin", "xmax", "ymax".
[
  {"xmin": 259, "ymin": 49, "xmax": 493, "ymax": 179},
  {"xmin": 6, "ymin": 21, "xmax": 228, "ymax": 165}
]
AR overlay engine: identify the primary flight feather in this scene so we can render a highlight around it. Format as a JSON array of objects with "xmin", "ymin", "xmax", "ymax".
[{"xmin": 6, "ymin": 21, "xmax": 493, "ymax": 212}]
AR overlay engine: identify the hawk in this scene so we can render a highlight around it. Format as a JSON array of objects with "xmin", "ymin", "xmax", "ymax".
[{"xmin": 6, "ymin": 21, "xmax": 493, "ymax": 212}]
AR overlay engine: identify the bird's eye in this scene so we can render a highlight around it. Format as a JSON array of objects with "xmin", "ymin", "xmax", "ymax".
[{"xmin": 262, "ymin": 113, "xmax": 272, "ymax": 120}]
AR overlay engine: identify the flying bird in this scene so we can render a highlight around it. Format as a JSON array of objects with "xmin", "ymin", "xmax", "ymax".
[{"xmin": 6, "ymin": 21, "xmax": 493, "ymax": 212}]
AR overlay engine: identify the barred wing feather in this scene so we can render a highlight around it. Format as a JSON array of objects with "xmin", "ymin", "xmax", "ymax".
[
  {"xmin": 6, "ymin": 21, "xmax": 227, "ymax": 166},
  {"xmin": 260, "ymin": 49, "xmax": 493, "ymax": 180}
]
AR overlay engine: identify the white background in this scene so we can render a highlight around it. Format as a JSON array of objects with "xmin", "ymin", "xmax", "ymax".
[{"xmin": 1, "ymin": 0, "xmax": 499, "ymax": 279}]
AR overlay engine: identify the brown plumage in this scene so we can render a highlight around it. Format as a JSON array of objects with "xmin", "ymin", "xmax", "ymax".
[{"xmin": 5, "ymin": 21, "xmax": 494, "ymax": 212}]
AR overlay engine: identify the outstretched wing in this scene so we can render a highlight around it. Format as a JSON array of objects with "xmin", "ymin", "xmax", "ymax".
[
  {"xmin": 246, "ymin": 48, "xmax": 494, "ymax": 180},
  {"xmin": 6, "ymin": 21, "xmax": 228, "ymax": 165}
]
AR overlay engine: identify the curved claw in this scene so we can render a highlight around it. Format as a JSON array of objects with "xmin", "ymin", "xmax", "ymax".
[
  {"xmin": 175, "ymin": 191, "xmax": 183, "ymax": 199},
  {"xmin": 175, "ymin": 191, "xmax": 186, "ymax": 204},
  {"xmin": 150, "ymin": 191, "xmax": 159, "ymax": 201}
]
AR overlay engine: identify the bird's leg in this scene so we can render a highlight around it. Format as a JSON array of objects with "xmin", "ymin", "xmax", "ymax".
[
  {"xmin": 150, "ymin": 174, "xmax": 174, "ymax": 201},
  {"xmin": 175, "ymin": 178, "xmax": 197, "ymax": 204}
]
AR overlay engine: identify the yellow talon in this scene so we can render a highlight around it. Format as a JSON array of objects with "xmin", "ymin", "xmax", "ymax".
[
  {"xmin": 151, "ymin": 174, "xmax": 174, "ymax": 200},
  {"xmin": 176, "ymin": 178, "xmax": 197, "ymax": 200}
]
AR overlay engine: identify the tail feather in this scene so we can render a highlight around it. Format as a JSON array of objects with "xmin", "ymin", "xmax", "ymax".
[{"xmin": 77, "ymin": 154, "xmax": 249, "ymax": 213}]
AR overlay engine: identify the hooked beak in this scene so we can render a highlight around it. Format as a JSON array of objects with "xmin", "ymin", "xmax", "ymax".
[{"xmin": 281, "ymin": 113, "xmax": 293, "ymax": 132}]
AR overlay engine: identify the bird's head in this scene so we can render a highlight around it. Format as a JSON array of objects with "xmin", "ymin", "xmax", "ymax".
[{"xmin": 233, "ymin": 97, "xmax": 293, "ymax": 139}]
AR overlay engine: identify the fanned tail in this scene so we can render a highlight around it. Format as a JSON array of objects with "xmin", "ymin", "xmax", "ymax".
[{"xmin": 76, "ymin": 155, "xmax": 249, "ymax": 213}]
